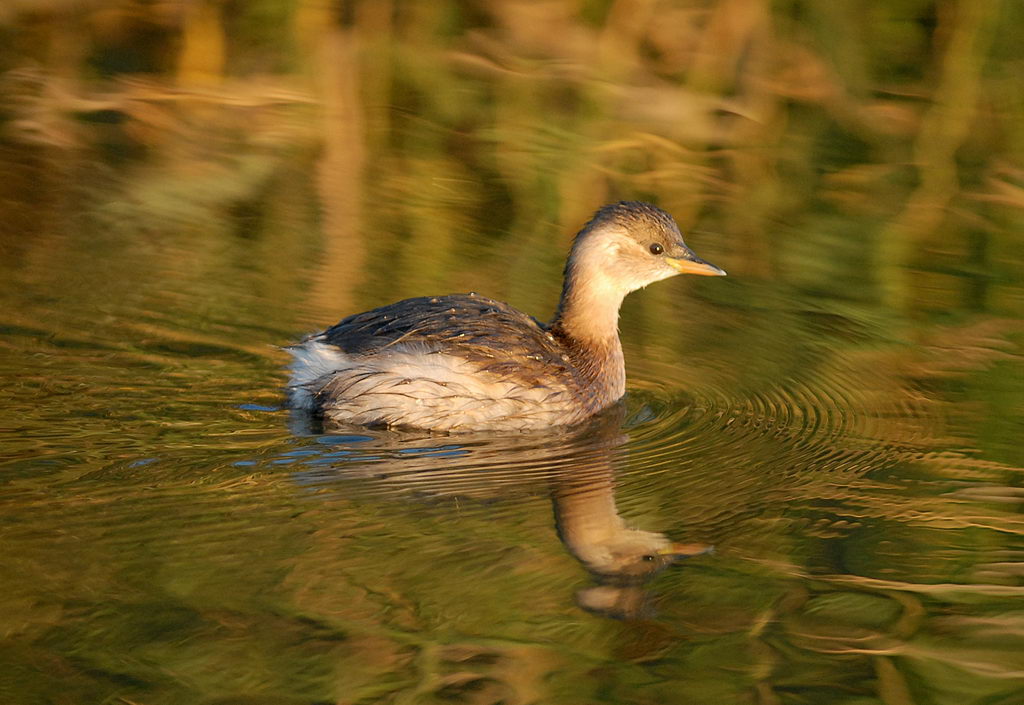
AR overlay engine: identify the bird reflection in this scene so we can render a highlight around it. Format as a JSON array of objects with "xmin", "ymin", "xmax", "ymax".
[
  {"xmin": 554, "ymin": 468, "xmax": 712, "ymax": 618},
  {"xmin": 290, "ymin": 404, "xmax": 711, "ymax": 619}
]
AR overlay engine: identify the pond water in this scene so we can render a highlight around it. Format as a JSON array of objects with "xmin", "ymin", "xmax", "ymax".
[{"xmin": 2, "ymin": 3, "xmax": 1023, "ymax": 705}]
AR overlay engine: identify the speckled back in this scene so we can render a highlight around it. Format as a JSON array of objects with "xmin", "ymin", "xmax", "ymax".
[
  {"xmin": 319, "ymin": 293, "xmax": 580, "ymax": 388},
  {"xmin": 287, "ymin": 293, "xmax": 623, "ymax": 430}
]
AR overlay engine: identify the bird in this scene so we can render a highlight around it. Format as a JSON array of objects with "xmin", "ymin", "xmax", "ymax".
[{"xmin": 286, "ymin": 201, "xmax": 726, "ymax": 432}]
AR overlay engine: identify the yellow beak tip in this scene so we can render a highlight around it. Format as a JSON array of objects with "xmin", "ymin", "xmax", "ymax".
[
  {"xmin": 658, "ymin": 542, "xmax": 715, "ymax": 557},
  {"xmin": 668, "ymin": 258, "xmax": 727, "ymax": 277}
]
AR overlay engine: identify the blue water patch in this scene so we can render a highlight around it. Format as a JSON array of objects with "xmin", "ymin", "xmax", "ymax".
[
  {"xmin": 238, "ymin": 404, "xmax": 280, "ymax": 412},
  {"xmin": 301, "ymin": 450, "xmax": 356, "ymax": 464},
  {"xmin": 278, "ymin": 448, "xmax": 322, "ymax": 457}
]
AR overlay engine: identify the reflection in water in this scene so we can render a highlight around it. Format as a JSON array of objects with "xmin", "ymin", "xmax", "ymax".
[
  {"xmin": 293, "ymin": 405, "xmax": 712, "ymax": 620},
  {"xmin": 1, "ymin": 1, "xmax": 1023, "ymax": 703},
  {"xmin": 555, "ymin": 474, "xmax": 712, "ymax": 619}
]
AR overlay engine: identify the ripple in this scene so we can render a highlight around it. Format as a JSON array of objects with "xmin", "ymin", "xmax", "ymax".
[{"xmin": 258, "ymin": 360, "xmax": 938, "ymax": 512}]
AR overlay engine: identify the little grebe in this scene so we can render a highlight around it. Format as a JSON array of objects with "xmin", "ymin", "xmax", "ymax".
[{"xmin": 287, "ymin": 201, "xmax": 725, "ymax": 431}]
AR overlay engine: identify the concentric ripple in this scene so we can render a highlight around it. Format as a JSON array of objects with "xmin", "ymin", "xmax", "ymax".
[{"xmin": 230, "ymin": 338, "xmax": 948, "ymax": 537}]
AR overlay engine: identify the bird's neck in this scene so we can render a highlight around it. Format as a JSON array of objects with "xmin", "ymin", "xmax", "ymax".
[
  {"xmin": 550, "ymin": 269, "xmax": 627, "ymax": 402},
  {"xmin": 552, "ymin": 267, "xmax": 625, "ymax": 339},
  {"xmin": 554, "ymin": 475, "xmax": 628, "ymax": 551},
  {"xmin": 553, "ymin": 472, "xmax": 670, "ymax": 576}
]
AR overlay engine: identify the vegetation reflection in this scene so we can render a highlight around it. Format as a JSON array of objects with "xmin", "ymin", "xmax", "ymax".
[{"xmin": 0, "ymin": 1, "xmax": 1022, "ymax": 704}]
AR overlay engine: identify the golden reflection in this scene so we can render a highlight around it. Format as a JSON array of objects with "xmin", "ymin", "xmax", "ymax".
[
  {"xmin": 554, "ymin": 468, "xmax": 712, "ymax": 619},
  {"xmin": 290, "ymin": 404, "xmax": 709, "ymax": 621},
  {"xmin": 1, "ymin": 1, "xmax": 1023, "ymax": 703},
  {"xmin": 310, "ymin": 22, "xmax": 367, "ymax": 319}
]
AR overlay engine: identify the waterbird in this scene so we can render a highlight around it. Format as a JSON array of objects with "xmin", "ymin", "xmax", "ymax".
[{"xmin": 286, "ymin": 201, "xmax": 726, "ymax": 431}]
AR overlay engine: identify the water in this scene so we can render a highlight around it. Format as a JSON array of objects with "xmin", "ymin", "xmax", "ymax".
[{"xmin": 2, "ymin": 3, "xmax": 1024, "ymax": 704}]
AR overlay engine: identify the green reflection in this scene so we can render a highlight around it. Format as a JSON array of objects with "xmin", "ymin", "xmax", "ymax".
[{"xmin": 0, "ymin": 1, "xmax": 1023, "ymax": 704}]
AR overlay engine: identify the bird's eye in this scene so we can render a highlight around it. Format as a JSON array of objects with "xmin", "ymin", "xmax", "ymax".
[
  {"xmin": 642, "ymin": 554, "xmax": 656, "ymax": 562},
  {"xmin": 649, "ymin": 243, "xmax": 664, "ymax": 255}
]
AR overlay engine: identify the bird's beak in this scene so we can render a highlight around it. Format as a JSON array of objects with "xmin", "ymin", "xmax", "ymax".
[
  {"xmin": 657, "ymin": 542, "xmax": 715, "ymax": 559},
  {"xmin": 666, "ymin": 245, "xmax": 727, "ymax": 276}
]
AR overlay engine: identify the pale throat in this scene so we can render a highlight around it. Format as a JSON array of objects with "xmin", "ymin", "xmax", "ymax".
[
  {"xmin": 556, "ymin": 270, "xmax": 628, "ymax": 343},
  {"xmin": 553, "ymin": 235, "xmax": 633, "ymax": 343}
]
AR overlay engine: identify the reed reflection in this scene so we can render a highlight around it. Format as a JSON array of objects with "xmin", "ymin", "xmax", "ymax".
[{"xmin": 290, "ymin": 405, "xmax": 710, "ymax": 619}]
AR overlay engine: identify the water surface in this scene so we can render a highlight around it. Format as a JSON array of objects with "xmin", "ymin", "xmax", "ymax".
[{"xmin": 1, "ymin": 3, "xmax": 1023, "ymax": 704}]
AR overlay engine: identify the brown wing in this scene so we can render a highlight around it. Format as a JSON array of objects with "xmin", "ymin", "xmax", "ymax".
[{"xmin": 316, "ymin": 294, "xmax": 579, "ymax": 388}]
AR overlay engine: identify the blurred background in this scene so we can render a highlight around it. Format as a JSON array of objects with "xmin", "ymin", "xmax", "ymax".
[
  {"xmin": 1, "ymin": 1, "xmax": 1023, "ymax": 704},
  {"xmin": 3, "ymin": 0, "xmax": 1022, "ymax": 322}
]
